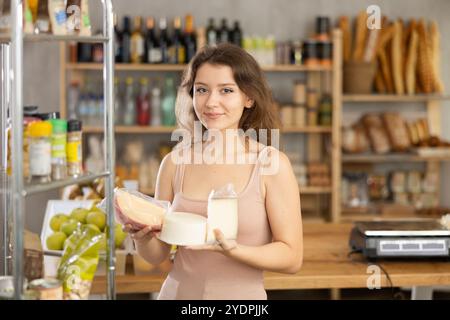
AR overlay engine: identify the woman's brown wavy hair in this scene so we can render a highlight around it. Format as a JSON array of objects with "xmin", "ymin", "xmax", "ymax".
[{"xmin": 175, "ymin": 43, "xmax": 280, "ymax": 146}]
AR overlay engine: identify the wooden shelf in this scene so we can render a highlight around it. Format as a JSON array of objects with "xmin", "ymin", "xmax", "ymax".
[
  {"xmin": 343, "ymin": 94, "xmax": 450, "ymax": 102},
  {"xmin": 281, "ymin": 126, "xmax": 332, "ymax": 133},
  {"xmin": 83, "ymin": 125, "xmax": 176, "ymax": 134},
  {"xmin": 83, "ymin": 126, "xmax": 332, "ymax": 134},
  {"xmin": 342, "ymin": 153, "xmax": 450, "ymax": 163},
  {"xmin": 299, "ymin": 187, "xmax": 332, "ymax": 194},
  {"xmin": 66, "ymin": 63, "xmax": 332, "ymax": 73}
]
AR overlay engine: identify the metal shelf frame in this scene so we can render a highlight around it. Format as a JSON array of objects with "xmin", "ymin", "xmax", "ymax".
[{"xmin": 0, "ymin": 0, "xmax": 116, "ymax": 300}]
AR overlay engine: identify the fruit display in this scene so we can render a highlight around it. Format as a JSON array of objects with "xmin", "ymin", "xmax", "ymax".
[{"xmin": 45, "ymin": 202, "xmax": 128, "ymax": 252}]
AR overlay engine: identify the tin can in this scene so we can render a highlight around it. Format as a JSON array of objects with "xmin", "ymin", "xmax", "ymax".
[{"xmin": 28, "ymin": 278, "xmax": 63, "ymax": 300}]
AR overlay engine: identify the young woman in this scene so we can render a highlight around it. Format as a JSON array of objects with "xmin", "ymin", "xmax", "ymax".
[{"xmin": 125, "ymin": 43, "xmax": 303, "ymax": 300}]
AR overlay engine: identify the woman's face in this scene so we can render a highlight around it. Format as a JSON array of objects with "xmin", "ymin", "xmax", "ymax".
[{"xmin": 193, "ymin": 63, "xmax": 253, "ymax": 131}]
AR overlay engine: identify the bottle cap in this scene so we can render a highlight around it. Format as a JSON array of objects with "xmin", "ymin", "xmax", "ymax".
[{"xmin": 29, "ymin": 121, "xmax": 52, "ymax": 137}]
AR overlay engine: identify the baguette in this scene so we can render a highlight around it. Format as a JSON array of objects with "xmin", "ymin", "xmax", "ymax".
[
  {"xmin": 405, "ymin": 28, "xmax": 418, "ymax": 95},
  {"xmin": 416, "ymin": 19, "xmax": 434, "ymax": 93},
  {"xmin": 429, "ymin": 21, "xmax": 444, "ymax": 93},
  {"xmin": 353, "ymin": 11, "xmax": 368, "ymax": 61},
  {"xmin": 339, "ymin": 16, "xmax": 352, "ymax": 63},
  {"xmin": 375, "ymin": 69, "xmax": 386, "ymax": 93},
  {"xmin": 379, "ymin": 48, "xmax": 394, "ymax": 93},
  {"xmin": 391, "ymin": 21, "xmax": 404, "ymax": 94},
  {"xmin": 363, "ymin": 28, "xmax": 380, "ymax": 62}
]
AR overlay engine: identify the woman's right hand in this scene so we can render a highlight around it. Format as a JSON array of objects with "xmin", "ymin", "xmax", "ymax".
[{"xmin": 123, "ymin": 224, "xmax": 162, "ymax": 244}]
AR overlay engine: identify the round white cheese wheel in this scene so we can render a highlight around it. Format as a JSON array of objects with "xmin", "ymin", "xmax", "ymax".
[{"xmin": 158, "ymin": 212, "xmax": 207, "ymax": 246}]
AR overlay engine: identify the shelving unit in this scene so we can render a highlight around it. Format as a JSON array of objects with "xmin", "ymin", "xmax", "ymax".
[
  {"xmin": 1, "ymin": 0, "xmax": 116, "ymax": 299},
  {"xmin": 341, "ymin": 95, "xmax": 450, "ymax": 219},
  {"xmin": 60, "ymin": 30, "xmax": 343, "ymax": 223}
]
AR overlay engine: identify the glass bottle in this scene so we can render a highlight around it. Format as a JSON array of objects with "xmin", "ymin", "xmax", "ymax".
[
  {"xmin": 230, "ymin": 21, "xmax": 242, "ymax": 47},
  {"xmin": 168, "ymin": 17, "xmax": 186, "ymax": 64},
  {"xmin": 217, "ymin": 18, "xmax": 229, "ymax": 43},
  {"xmin": 67, "ymin": 120, "xmax": 83, "ymax": 177},
  {"xmin": 123, "ymin": 77, "xmax": 136, "ymax": 126},
  {"xmin": 151, "ymin": 86, "xmax": 162, "ymax": 126},
  {"xmin": 206, "ymin": 18, "xmax": 217, "ymax": 46},
  {"xmin": 161, "ymin": 77, "xmax": 176, "ymax": 126},
  {"xmin": 159, "ymin": 17, "xmax": 171, "ymax": 64},
  {"xmin": 28, "ymin": 121, "xmax": 52, "ymax": 183},
  {"xmin": 49, "ymin": 119, "xmax": 67, "ymax": 181},
  {"xmin": 136, "ymin": 78, "xmax": 151, "ymax": 126},
  {"xmin": 121, "ymin": 16, "xmax": 132, "ymax": 63},
  {"xmin": 131, "ymin": 16, "xmax": 145, "ymax": 63},
  {"xmin": 184, "ymin": 14, "xmax": 197, "ymax": 62},
  {"xmin": 145, "ymin": 17, "xmax": 161, "ymax": 64}
]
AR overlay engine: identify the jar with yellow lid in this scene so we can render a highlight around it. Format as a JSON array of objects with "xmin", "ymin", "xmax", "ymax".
[{"xmin": 28, "ymin": 121, "xmax": 52, "ymax": 183}]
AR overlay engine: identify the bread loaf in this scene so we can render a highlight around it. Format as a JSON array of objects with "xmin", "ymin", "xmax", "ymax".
[
  {"xmin": 382, "ymin": 112, "xmax": 411, "ymax": 151},
  {"xmin": 405, "ymin": 26, "xmax": 418, "ymax": 95},
  {"xmin": 391, "ymin": 21, "xmax": 405, "ymax": 94},
  {"xmin": 362, "ymin": 114, "xmax": 391, "ymax": 154},
  {"xmin": 429, "ymin": 20, "xmax": 444, "ymax": 93},
  {"xmin": 353, "ymin": 11, "xmax": 368, "ymax": 61},
  {"xmin": 339, "ymin": 16, "xmax": 352, "ymax": 63},
  {"xmin": 416, "ymin": 19, "xmax": 434, "ymax": 93}
]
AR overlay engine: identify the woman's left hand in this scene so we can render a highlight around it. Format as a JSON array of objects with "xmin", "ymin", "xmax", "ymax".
[{"xmin": 186, "ymin": 229, "xmax": 238, "ymax": 254}]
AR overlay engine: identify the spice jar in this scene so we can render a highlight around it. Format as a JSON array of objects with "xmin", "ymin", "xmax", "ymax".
[
  {"xmin": 28, "ymin": 121, "xmax": 52, "ymax": 183},
  {"xmin": 315, "ymin": 17, "xmax": 330, "ymax": 41},
  {"xmin": 49, "ymin": 119, "xmax": 67, "ymax": 181},
  {"xmin": 318, "ymin": 94, "xmax": 332, "ymax": 126},
  {"xmin": 67, "ymin": 120, "xmax": 83, "ymax": 177},
  {"xmin": 293, "ymin": 80, "xmax": 306, "ymax": 105}
]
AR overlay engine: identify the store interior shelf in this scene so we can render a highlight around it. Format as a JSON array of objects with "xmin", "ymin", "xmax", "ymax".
[
  {"xmin": 83, "ymin": 125, "xmax": 177, "ymax": 134},
  {"xmin": 282, "ymin": 126, "xmax": 332, "ymax": 133},
  {"xmin": 83, "ymin": 125, "xmax": 332, "ymax": 134},
  {"xmin": 65, "ymin": 63, "xmax": 332, "ymax": 72},
  {"xmin": 342, "ymin": 153, "xmax": 450, "ymax": 163},
  {"xmin": 342, "ymin": 94, "xmax": 450, "ymax": 103},
  {"xmin": 0, "ymin": 33, "xmax": 108, "ymax": 44},
  {"xmin": 23, "ymin": 172, "xmax": 110, "ymax": 196}
]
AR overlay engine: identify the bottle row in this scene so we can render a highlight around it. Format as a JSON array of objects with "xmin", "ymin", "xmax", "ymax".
[
  {"xmin": 71, "ymin": 14, "xmax": 334, "ymax": 67},
  {"xmin": 6, "ymin": 106, "xmax": 84, "ymax": 183},
  {"xmin": 67, "ymin": 76, "xmax": 178, "ymax": 127}
]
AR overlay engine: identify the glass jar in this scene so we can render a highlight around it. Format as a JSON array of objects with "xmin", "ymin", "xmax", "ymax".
[
  {"xmin": 49, "ymin": 119, "xmax": 67, "ymax": 181},
  {"xmin": 67, "ymin": 120, "xmax": 83, "ymax": 177},
  {"xmin": 28, "ymin": 121, "xmax": 52, "ymax": 183}
]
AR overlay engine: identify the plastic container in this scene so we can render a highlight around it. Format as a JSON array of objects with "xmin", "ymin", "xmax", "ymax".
[
  {"xmin": 28, "ymin": 121, "xmax": 52, "ymax": 183},
  {"xmin": 67, "ymin": 120, "xmax": 83, "ymax": 177}
]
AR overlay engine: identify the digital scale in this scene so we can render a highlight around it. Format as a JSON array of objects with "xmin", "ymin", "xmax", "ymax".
[{"xmin": 349, "ymin": 220, "xmax": 450, "ymax": 259}]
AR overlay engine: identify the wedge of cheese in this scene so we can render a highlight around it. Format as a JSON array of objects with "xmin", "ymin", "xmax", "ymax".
[
  {"xmin": 159, "ymin": 212, "xmax": 207, "ymax": 246},
  {"xmin": 206, "ymin": 198, "xmax": 238, "ymax": 244},
  {"xmin": 115, "ymin": 189, "xmax": 166, "ymax": 229}
]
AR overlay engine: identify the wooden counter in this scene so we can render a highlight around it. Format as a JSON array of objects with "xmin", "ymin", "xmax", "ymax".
[{"xmin": 91, "ymin": 223, "xmax": 450, "ymax": 294}]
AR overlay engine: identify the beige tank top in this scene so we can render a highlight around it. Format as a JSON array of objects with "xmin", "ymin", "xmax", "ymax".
[{"xmin": 157, "ymin": 146, "xmax": 273, "ymax": 300}]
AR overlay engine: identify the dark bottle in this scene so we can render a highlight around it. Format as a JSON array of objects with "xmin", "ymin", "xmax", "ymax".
[
  {"xmin": 121, "ymin": 16, "xmax": 132, "ymax": 63},
  {"xmin": 159, "ymin": 17, "xmax": 171, "ymax": 64},
  {"xmin": 217, "ymin": 18, "xmax": 229, "ymax": 43},
  {"xmin": 206, "ymin": 18, "xmax": 217, "ymax": 46},
  {"xmin": 77, "ymin": 43, "xmax": 92, "ymax": 62},
  {"xmin": 168, "ymin": 17, "xmax": 186, "ymax": 64},
  {"xmin": 113, "ymin": 13, "xmax": 122, "ymax": 63},
  {"xmin": 184, "ymin": 14, "xmax": 197, "ymax": 62},
  {"xmin": 230, "ymin": 21, "xmax": 242, "ymax": 47},
  {"xmin": 145, "ymin": 17, "xmax": 161, "ymax": 63}
]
